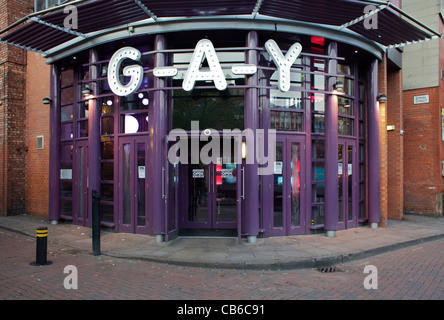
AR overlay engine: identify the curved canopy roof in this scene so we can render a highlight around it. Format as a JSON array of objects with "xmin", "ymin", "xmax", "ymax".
[{"xmin": 0, "ymin": 0, "xmax": 440, "ymax": 55}]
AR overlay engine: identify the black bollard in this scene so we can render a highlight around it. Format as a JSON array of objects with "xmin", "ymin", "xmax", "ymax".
[
  {"xmin": 92, "ymin": 190, "xmax": 101, "ymax": 256},
  {"xmin": 30, "ymin": 227, "xmax": 52, "ymax": 266}
]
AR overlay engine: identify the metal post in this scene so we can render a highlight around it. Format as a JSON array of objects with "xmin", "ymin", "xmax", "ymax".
[
  {"xmin": 92, "ymin": 190, "xmax": 101, "ymax": 256},
  {"xmin": 244, "ymin": 31, "xmax": 259, "ymax": 243},
  {"xmin": 152, "ymin": 34, "xmax": 167, "ymax": 242},
  {"xmin": 30, "ymin": 227, "xmax": 52, "ymax": 266}
]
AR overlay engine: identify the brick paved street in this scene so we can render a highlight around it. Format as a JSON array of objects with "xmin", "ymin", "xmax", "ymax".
[{"xmin": 0, "ymin": 229, "xmax": 443, "ymax": 301}]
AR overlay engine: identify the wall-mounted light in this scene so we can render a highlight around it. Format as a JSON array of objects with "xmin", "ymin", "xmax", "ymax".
[
  {"xmin": 242, "ymin": 142, "xmax": 247, "ymax": 160},
  {"xmin": 42, "ymin": 97, "xmax": 52, "ymax": 105},
  {"xmin": 333, "ymin": 81, "xmax": 344, "ymax": 93},
  {"xmin": 378, "ymin": 94, "xmax": 387, "ymax": 102}
]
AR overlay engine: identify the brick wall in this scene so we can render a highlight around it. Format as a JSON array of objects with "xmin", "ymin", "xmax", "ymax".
[
  {"xmin": 0, "ymin": 0, "xmax": 33, "ymax": 215},
  {"xmin": 25, "ymin": 51, "xmax": 50, "ymax": 218},
  {"xmin": 403, "ymin": 86, "xmax": 442, "ymax": 215}
]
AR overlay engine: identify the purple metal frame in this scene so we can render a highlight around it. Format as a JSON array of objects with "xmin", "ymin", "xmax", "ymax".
[
  {"xmin": 49, "ymin": 65, "xmax": 61, "ymax": 222},
  {"xmin": 324, "ymin": 41, "xmax": 339, "ymax": 233}
]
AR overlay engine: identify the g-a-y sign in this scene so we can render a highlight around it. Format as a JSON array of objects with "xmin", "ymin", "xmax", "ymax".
[{"xmin": 107, "ymin": 39, "xmax": 302, "ymax": 96}]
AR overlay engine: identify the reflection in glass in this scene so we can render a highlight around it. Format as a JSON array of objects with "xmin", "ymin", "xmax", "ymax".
[
  {"xmin": 137, "ymin": 143, "xmax": 146, "ymax": 226},
  {"xmin": 122, "ymin": 144, "xmax": 131, "ymax": 225},
  {"xmin": 338, "ymin": 97, "xmax": 353, "ymax": 116},
  {"xmin": 270, "ymin": 111, "xmax": 303, "ymax": 131},
  {"xmin": 338, "ymin": 144, "xmax": 343, "ymax": 222},
  {"xmin": 290, "ymin": 143, "xmax": 301, "ymax": 227},
  {"xmin": 188, "ymin": 163, "xmax": 209, "ymax": 222},
  {"xmin": 273, "ymin": 142, "xmax": 283, "ymax": 228},
  {"xmin": 348, "ymin": 146, "xmax": 353, "ymax": 221}
]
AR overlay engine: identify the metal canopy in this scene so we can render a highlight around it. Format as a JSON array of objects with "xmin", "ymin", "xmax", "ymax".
[{"xmin": 0, "ymin": 0, "xmax": 440, "ymax": 55}]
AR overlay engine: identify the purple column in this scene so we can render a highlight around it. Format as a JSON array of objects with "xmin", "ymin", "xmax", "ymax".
[
  {"xmin": 244, "ymin": 31, "xmax": 259, "ymax": 243},
  {"xmin": 151, "ymin": 34, "xmax": 167, "ymax": 242},
  {"xmin": 49, "ymin": 65, "xmax": 60, "ymax": 223},
  {"xmin": 88, "ymin": 49, "xmax": 100, "ymax": 227},
  {"xmin": 324, "ymin": 41, "xmax": 339, "ymax": 237},
  {"xmin": 368, "ymin": 60, "xmax": 380, "ymax": 228}
]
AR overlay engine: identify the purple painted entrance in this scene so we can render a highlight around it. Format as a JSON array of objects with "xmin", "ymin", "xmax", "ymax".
[
  {"xmin": 178, "ymin": 138, "xmax": 241, "ymax": 231},
  {"xmin": 117, "ymin": 136, "xmax": 149, "ymax": 234}
]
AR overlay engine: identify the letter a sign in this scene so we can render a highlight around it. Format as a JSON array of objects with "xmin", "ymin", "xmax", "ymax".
[{"xmin": 182, "ymin": 39, "xmax": 227, "ymax": 92}]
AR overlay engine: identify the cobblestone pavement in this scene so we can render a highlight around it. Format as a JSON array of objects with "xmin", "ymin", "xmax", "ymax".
[{"xmin": 0, "ymin": 229, "xmax": 443, "ymax": 301}]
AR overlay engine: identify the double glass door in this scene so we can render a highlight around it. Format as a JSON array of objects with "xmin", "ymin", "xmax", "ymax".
[
  {"xmin": 338, "ymin": 139, "xmax": 357, "ymax": 229},
  {"xmin": 268, "ymin": 135, "xmax": 306, "ymax": 236},
  {"xmin": 179, "ymin": 138, "xmax": 240, "ymax": 230},
  {"xmin": 118, "ymin": 137, "xmax": 148, "ymax": 234}
]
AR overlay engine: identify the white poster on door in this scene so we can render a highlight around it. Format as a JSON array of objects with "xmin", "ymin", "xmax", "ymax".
[{"xmin": 138, "ymin": 166, "xmax": 145, "ymax": 179}]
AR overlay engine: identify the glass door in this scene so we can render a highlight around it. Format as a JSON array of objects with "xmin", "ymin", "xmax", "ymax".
[
  {"xmin": 338, "ymin": 139, "xmax": 357, "ymax": 230},
  {"xmin": 118, "ymin": 137, "xmax": 148, "ymax": 234},
  {"xmin": 179, "ymin": 137, "xmax": 240, "ymax": 230},
  {"xmin": 73, "ymin": 141, "xmax": 88, "ymax": 226},
  {"xmin": 267, "ymin": 135, "xmax": 306, "ymax": 236}
]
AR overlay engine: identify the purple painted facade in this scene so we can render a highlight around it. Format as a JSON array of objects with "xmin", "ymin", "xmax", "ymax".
[{"xmin": 47, "ymin": 28, "xmax": 380, "ymax": 240}]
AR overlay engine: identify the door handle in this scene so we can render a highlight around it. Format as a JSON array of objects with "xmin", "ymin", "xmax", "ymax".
[
  {"xmin": 241, "ymin": 167, "xmax": 245, "ymax": 200},
  {"xmin": 161, "ymin": 167, "xmax": 165, "ymax": 199}
]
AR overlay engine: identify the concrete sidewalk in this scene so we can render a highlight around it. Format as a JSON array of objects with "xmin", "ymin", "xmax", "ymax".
[{"xmin": 1, "ymin": 214, "xmax": 443, "ymax": 270}]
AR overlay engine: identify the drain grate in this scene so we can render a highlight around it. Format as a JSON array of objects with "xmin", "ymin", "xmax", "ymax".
[{"xmin": 315, "ymin": 266, "xmax": 344, "ymax": 273}]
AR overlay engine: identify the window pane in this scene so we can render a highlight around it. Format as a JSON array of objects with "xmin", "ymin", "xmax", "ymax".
[
  {"xmin": 101, "ymin": 183, "xmax": 114, "ymax": 202},
  {"xmin": 311, "ymin": 206, "xmax": 324, "ymax": 225},
  {"xmin": 78, "ymin": 101, "xmax": 89, "ymax": 119},
  {"xmin": 101, "ymin": 141, "xmax": 114, "ymax": 160},
  {"xmin": 60, "ymin": 144, "xmax": 73, "ymax": 162},
  {"xmin": 61, "ymin": 123, "xmax": 73, "ymax": 140},
  {"xmin": 312, "ymin": 114, "xmax": 325, "ymax": 134},
  {"xmin": 101, "ymin": 98, "xmax": 114, "ymax": 115},
  {"xmin": 120, "ymin": 113, "xmax": 149, "ymax": 134},
  {"xmin": 312, "ymin": 184, "xmax": 325, "ymax": 203},
  {"xmin": 273, "ymin": 142, "xmax": 284, "ymax": 228},
  {"xmin": 78, "ymin": 120, "xmax": 88, "ymax": 138},
  {"xmin": 270, "ymin": 90, "xmax": 302, "ymax": 109},
  {"xmin": 338, "ymin": 97, "xmax": 353, "ymax": 116},
  {"xmin": 61, "ymin": 87, "xmax": 74, "ymax": 105},
  {"xmin": 61, "ymin": 105, "xmax": 73, "ymax": 122},
  {"xmin": 311, "ymin": 93, "xmax": 325, "ymax": 112},
  {"xmin": 61, "ymin": 182, "xmax": 72, "ymax": 197},
  {"xmin": 312, "ymin": 163, "xmax": 325, "ymax": 181},
  {"xmin": 101, "ymin": 117, "xmax": 114, "ymax": 135},
  {"xmin": 60, "ymin": 199, "xmax": 72, "ymax": 217},
  {"xmin": 338, "ymin": 117, "xmax": 353, "ymax": 136},
  {"xmin": 312, "ymin": 140, "xmax": 325, "ymax": 159},
  {"xmin": 61, "ymin": 69, "xmax": 74, "ymax": 87},
  {"xmin": 270, "ymin": 111, "xmax": 303, "ymax": 131},
  {"xmin": 101, "ymin": 162, "xmax": 114, "ymax": 181},
  {"xmin": 101, "ymin": 204, "xmax": 114, "ymax": 223}
]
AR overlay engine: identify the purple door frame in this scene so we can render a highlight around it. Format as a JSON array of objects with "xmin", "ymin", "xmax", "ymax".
[
  {"xmin": 73, "ymin": 140, "xmax": 89, "ymax": 226},
  {"xmin": 337, "ymin": 138, "xmax": 358, "ymax": 230},
  {"xmin": 117, "ymin": 136, "xmax": 149, "ymax": 234},
  {"xmin": 263, "ymin": 134, "xmax": 306, "ymax": 237},
  {"xmin": 49, "ymin": 65, "xmax": 61, "ymax": 223}
]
